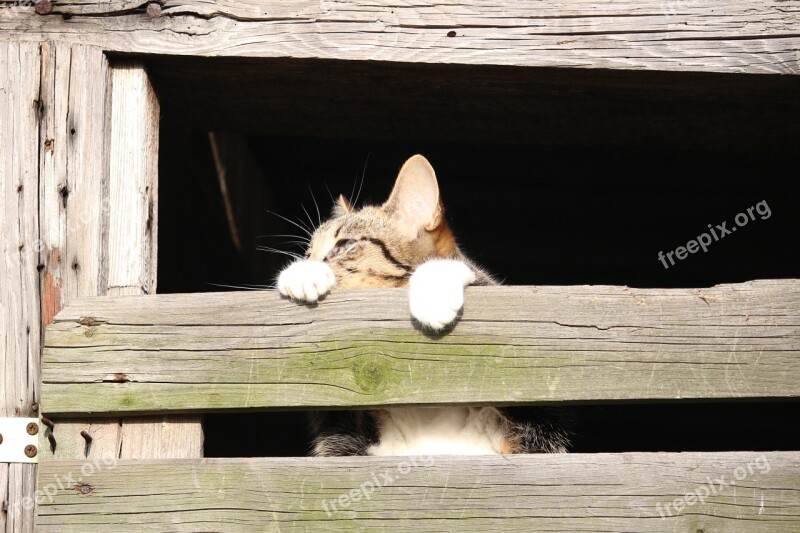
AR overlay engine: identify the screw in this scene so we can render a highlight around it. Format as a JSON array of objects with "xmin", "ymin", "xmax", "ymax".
[
  {"xmin": 0, "ymin": 433, "xmax": 3, "ymax": 445},
  {"xmin": 27, "ymin": 422, "xmax": 39, "ymax": 435},
  {"xmin": 24, "ymin": 444, "xmax": 38, "ymax": 458}
]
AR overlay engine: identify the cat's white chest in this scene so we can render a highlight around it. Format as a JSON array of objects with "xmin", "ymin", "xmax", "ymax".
[{"xmin": 368, "ymin": 407, "xmax": 506, "ymax": 456}]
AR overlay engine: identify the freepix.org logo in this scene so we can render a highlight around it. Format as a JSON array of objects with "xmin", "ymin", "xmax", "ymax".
[{"xmin": 657, "ymin": 200, "xmax": 771, "ymax": 270}]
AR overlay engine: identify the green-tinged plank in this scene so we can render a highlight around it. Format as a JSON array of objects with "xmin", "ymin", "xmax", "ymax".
[
  {"xmin": 36, "ymin": 452, "xmax": 800, "ymax": 532},
  {"xmin": 41, "ymin": 280, "xmax": 800, "ymax": 415}
]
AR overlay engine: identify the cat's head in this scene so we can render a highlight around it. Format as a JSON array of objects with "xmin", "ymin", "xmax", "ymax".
[{"xmin": 303, "ymin": 155, "xmax": 458, "ymax": 288}]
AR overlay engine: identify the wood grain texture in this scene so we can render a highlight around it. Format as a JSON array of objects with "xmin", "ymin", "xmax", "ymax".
[
  {"xmin": 0, "ymin": 39, "xmax": 42, "ymax": 533},
  {"xmin": 0, "ymin": 1, "xmax": 798, "ymax": 75},
  {"xmin": 36, "ymin": 52, "xmax": 202, "ymax": 461},
  {"xmin": 41, "ymin": 280, "xmax": 800, "ymax": 416},
  {"xmin": 107, "ymin": 61, "xmax": 158, "ymax": 297},
  {"xmin": 36, "ymin": 452, "xmax": 800, "ymax": 531}
]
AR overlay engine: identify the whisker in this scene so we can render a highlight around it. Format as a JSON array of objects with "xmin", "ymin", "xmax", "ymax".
[
  {"xmin": 353, "ymin": 151, "xmax": 370, "ymax": 207},
  {"xmin": 256, "ymin": 233, "xmax": 310, "ymax": 243},
  {"xmin": 257, "ymin": 246, "xmax": 304, "ymax": 260},
  {"xmin": 323, "ymin": 181, "xmax": 335, "ymax": 204},
  {"xmin": 308, "ymin": 183, "xmax": 322, "ymax": 226},
  {"xmin": 266, "ymin": 210, "xmax": 313, "ymax": 238},
  {"xmin": 300, "ymin": 203, "xmax": 317, "ymax": 233}
]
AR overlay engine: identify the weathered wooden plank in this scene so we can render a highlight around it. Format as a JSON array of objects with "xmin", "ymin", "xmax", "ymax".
[
  {"xmin": 105, "ymin": 61, "xmax": 204, "ymax": 460},
  {"xmin": 41, "ymin": 280, "xmax": 800, "ymax": 416},
  {"xmin": 0, "ymin": 40, "xmax": 42, "ymax": 533},
  {"xmin": 36, "ymin": 51, "xmax": 203, "ymax": 460},
  {"xmin": 0, "ymin": 1, "xmax": 798, "ymax": 75},
  {"xmin": 36, "ymin": 452, "xmax": 800, "ymax": 531},
  {"xmin": 107, "ymin": 61, "xmax": 158, "ymax": 298}
]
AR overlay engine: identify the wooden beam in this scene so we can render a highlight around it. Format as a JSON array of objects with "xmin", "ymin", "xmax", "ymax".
[
  {"xmin": 0, "ymin": 1, "xmax": 798, "ymax": 75},
  {"xmin": 36, "ymin": 452, "xmax": 800, "ymax": 531},
  {"xmin": 0, "ymin": 40, "xmax": 42, "ymax": 533},
  {"xmin": 41, "ymin": 280, "xmax": 800, "ymax": 416},
  {"xmin": 36, "ymin": 50, "xmax": 202, "ymax": 460}
]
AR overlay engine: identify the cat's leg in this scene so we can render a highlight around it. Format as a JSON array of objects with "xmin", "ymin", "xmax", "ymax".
[
  {"xmin": 504, "ymin": 407, "xmax": 572, "ymax": 454},
  {"xmin": 408, "ymin": 259, "xmax": 476, "ymax": 330},
  {"xmin": 309, "ymin": 411, "xmax": 379, "ymax": 456},
  {"xmin": 277, "ymin": 260, "xmax": 336, "ymax": 302}
]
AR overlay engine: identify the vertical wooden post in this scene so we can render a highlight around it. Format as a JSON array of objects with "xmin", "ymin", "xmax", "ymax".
[
  {"xmin": 0, "ymin": 41, "xmax": 43, "ymax": 533},
  {"xmin": 38, "ymin": 50, "xmax": 203, "ymax": 460}
]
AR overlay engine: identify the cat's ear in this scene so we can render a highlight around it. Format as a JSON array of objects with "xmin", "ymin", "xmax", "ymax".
[
  {"xmin": 332, "ymin": 194, "xmax": 352, "ymax": 217},
  {"xmin": 384, "ymin": 155, "xmax": 443, "ymax": 238}
]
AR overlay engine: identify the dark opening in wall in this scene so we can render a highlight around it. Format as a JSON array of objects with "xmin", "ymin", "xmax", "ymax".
[{"xmin": 148, "ymin": 56, "xmax": 800, "ymax": 457}]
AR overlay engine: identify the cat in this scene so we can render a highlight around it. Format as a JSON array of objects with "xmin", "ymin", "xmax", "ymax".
[{"xmin": 277, "ymin": 154, "xmax": 570, "ymax": 456}]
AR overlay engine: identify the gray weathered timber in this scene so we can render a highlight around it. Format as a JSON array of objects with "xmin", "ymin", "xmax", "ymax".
[
  {"xmin": 36, "ymin": 452, "xmax": 800, "ymax": 532},
  {"xmin": 37, "ymin": 55, "xmax": 203, "ymax": 461},
  {"xmin": 41, "ymin": 280, "xmax": 800, "ymax": 416},
  {"xmin": 0, "ymin": 1, "xmax": 798, "ymax": 75},
  {"xmin": 0, "ymin": 40, "xmax": 42, "ymax": 533}
]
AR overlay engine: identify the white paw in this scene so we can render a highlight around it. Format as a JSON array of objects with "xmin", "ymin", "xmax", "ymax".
[
  {"xmin": 409, "ymin": 260, "xmax": 476, "ymax": 331},
  {"xmin": 277, "ymin": 260, "xmax": 336, "ymax": 302}
]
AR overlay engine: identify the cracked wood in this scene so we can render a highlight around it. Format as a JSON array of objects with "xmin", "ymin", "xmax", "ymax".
[
  {"xmin": 41, "ymin": 280, "xmax": 800, "ymax": 416},
  {"xmin": 36, "ymin": 452, "xmax": 800, "ymax": 531},
  {"xmin": 0, "ymin": 1, "xmax": 798, "ymax": 74}
]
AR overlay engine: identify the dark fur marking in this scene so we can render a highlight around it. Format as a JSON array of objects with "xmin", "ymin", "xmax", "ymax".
[{"xmin": 362, "ymin": 238, "xmax": 413, "ymax": 272}]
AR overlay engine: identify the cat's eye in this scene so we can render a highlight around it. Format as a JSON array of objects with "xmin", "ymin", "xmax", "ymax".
[{"xmin": 326, "ymin": 239, "xmax": 358, "ymax": 260}]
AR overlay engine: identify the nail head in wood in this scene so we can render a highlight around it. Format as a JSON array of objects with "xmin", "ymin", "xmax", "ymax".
[
  {"xmin": 146, "ymin": 3, "xmax": 162, "ymax": 18},
  {"xmin": 34, "ymin": 0, "xmax": 52, "ymax": 15}
]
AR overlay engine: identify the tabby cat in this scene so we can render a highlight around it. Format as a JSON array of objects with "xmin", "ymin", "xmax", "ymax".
[{"xmin": 278, "ymin": 155, "xmax": 569, "ymax": 456}]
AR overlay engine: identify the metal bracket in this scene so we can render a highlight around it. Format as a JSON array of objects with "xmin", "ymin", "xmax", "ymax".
[{"xmin": 0, "ymin": 418, "xmax": 40, "ymax": 464}]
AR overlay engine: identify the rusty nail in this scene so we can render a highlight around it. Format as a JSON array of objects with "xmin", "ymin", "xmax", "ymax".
[
  {"xmin": 146, "ymin": 2, "xmax": 162, "ymax": 18},
  {"xmin": 80, "ymin": 430, "xmax": 93, "ymax": 443},
  {"xmin": 26, "ymin": 423, "xmax": 39, "ymax": 436},
  {"xmin": 34, "ymin": 0, "xmax": 52, "ymax": 15},
  {"xmin": 31, "ymin": 402, "xmax": 39, "ymax": 412},
  {"xmin": 447, "ymin": 30, "xmax": 457, "ymax": 37},
  {"xmin": 24, "ymin": 444, "xmax": 38, "ymax": 458},
  {"xmin": 47, "ymin": 433, "xmax": 57, "ymax": 452},
  {"xmin": 41, "ymin": 417, "xmax": 54, "ymax": 429}
]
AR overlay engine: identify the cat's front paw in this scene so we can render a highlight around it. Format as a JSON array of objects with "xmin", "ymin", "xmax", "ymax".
[
  {"xmin": 277, "ymin": 260, "xmax": 336, "ymax": 302},
  {"xmin": 409, "ymin": 259, "xmax": 476, "ymax": 331}
]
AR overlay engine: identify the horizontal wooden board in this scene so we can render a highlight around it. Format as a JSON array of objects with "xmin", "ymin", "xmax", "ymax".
[
  {"xmin": 0, "ymin": 1, "xmax": 798, "ymax": 75},
  {"xmin": 41, "ymin": 280, "xmax": 800, "ymax": 416},
  {"xmin": 36, "ymin": 452, "xmax": 800, "ymax": 531}
]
